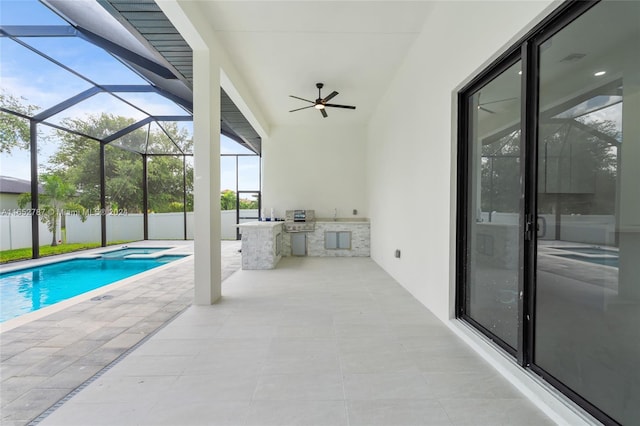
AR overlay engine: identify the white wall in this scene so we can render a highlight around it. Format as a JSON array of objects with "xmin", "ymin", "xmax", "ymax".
[
  {"xmin": 262, "ymin": 124, "xmax": 367, "ymax": 220},
  {"xmin": 366, "ymin": 1, "xmax": 556, "ymax": 321}
]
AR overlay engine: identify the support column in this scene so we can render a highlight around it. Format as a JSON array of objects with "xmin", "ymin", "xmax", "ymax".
[
  {"xmin": 30, "ymin": 120, "xmax": 39, "ymax": 259},
  {"xmin": 193, "ymin": 48, "xmax": 222, "ymax": 304},
  {"xmin": 183, "ymin": 155, "xmax": 188, "ymax": 240},
  {"xmin": 142, "ymin": 154, "xmax": 149, "ymax": 240},
  {"xmin": 100, "ymin": 142, "xmax": 107, "ymax": 247}
]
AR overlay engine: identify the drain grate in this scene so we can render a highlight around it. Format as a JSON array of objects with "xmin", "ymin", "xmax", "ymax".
[{"xmin": 90, "ymin": 294, "xmax": 114, "ymax": 301}]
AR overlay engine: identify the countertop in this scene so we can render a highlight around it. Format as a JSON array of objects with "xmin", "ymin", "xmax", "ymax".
[
  {"xmin": 237, "ymin": 219, "xmax": 369, "ymax": 228},
  {"xmin": 237, "ymin": 221, "xmax": 284, "ymax": 228},
  {"xmin": 315, "ymin": 218, "xmax": 370, "ymax": 223}
]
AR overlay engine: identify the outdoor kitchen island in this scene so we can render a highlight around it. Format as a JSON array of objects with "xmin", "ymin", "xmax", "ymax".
[
  {"xmin": 238, "ymin": 214, "xmax": 370, "ymax": 270},
  {"xmin": 236, "ymin": 221, "xmax": 283, "ymax": 270}
]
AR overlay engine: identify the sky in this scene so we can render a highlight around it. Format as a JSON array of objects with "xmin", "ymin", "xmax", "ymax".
[{"xmin": 0, "ymin": 0, "xmax": 260, "ymax": 192}]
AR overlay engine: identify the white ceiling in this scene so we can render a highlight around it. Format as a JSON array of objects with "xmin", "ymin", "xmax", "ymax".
[{"xmin": 197, "ymin": 1, "xmax": 435, "ymax": 126}]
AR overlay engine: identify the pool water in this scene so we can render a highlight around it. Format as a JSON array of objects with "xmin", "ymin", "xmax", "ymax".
[
  {"xmin": 554, "ymin": 253, "xmax": 619, "ymax": 268},
  {"xmin": 554, "ymin": 246, "xmax": 618, "ymax": 256},
  {"xmin": 0, "ymin": 254, "xmax": 185, "ymax": 322},
  {"xmin": 550, "ymin": 246, "xmax": 619, "ymax": 268}
]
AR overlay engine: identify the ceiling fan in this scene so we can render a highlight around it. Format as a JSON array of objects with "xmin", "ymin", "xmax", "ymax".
[{"xmin": 289, "ymin": 83, "xmax": 356, "ymax": 118}]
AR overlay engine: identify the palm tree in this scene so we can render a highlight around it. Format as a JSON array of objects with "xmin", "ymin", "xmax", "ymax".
[{"xmin": 18, "ymin": 174, "xmax": 77, "ymax": 246}]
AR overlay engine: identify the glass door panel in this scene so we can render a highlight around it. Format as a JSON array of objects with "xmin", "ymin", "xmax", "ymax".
[
  {"xmin": 464, "ymin": 60, "xmax": 522, "ymax": 350},
  {"xmin": 534, "ymin": 1, "xmax": 639, "ymax": 423}
]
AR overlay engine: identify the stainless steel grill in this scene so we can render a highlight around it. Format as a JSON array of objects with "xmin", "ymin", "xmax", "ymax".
[{"xmin": 284, "ymin": 210, "xmax": 315, "ymax": 232}]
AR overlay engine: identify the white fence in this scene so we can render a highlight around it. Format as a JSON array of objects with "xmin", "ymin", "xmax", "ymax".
[
  {"xmin": 480, "ymin": 212, "xmax": 616, "ymax": 246},
  {"xmin": 1, "ymin": 209, "xmax": 257, "ymax": 250},
  {"xmin": 0, "ymin": 215, "xmax": 61, "ymax": 249},
  {"xmin": 221, "ymin": 209, "xmax": 259, "ymax": 239}
]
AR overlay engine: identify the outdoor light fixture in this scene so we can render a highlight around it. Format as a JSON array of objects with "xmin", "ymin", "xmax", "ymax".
[
  {"xmin": 290, "ymin": 83, "xmax": 355, "ymax": 118},
  {"xmin": 594, "ymin": 71, "xmax": 606, "ymax": 76}
]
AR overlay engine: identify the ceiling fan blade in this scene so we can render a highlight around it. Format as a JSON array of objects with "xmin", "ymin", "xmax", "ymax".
[
  {"xmin": 323, "ymin": 91, "xmax": 338, "ymax": 102},
  {"xmin": 289, "ymin": 95, "xmax": 314, "ymax": 103},
  {"xmin": 324, "ymin": 103, "xmax": 356, "ymax": 110},
  {"xmin": 478, "ymin": 106, "xmax": 496, "ymax": 114},
  {"xmin": 480, "ymin": 96, "xmax": 518, "ymax": 106},
  {"xmin": 320, "ymin": 108, "xmax": 328, "ymax": 118},
  {"xmin": 290, "ymin": 105, "xmax": 315, "ymax": 112}
]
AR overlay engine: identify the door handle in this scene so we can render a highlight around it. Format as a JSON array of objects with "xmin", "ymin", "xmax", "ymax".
[{"xmin": 537, "ymin": 216, "xmax": 546, "ymax": 238}]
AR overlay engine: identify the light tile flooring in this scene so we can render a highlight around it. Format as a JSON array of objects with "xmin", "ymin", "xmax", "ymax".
[{"xmin": 37, "ymin": 256, "xmax": 554, "ymax": 426}]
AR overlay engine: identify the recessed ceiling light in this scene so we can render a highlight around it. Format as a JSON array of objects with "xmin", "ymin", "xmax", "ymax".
[
  {"xmin": 518, "ymin": 71, "xmax": 522, "ymax": 75},
  {"xmin": 594, "ymin": 71, "xmax": 606, "ymax": 76}
]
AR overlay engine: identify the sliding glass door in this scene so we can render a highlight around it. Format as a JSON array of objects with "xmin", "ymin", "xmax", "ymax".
[
  {"xmin": 461, "ymin": 59, "xmax": 523, "ymax": 352},
  {"xmin": 458, "ymin": 1, "xmax": 639, "ymax": 424},
  {"xmin": 533, "ymin": 1, "xmax": 639, "ymax": 424}
]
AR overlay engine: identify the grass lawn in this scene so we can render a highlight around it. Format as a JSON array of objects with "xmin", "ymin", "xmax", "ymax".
[{"xmin": 0, "ymin": 241, "xmax": 135, "ymax": 264}]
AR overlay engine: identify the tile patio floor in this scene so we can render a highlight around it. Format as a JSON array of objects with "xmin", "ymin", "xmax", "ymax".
[
  {"xmin": 0, "ymin": 241, "xmax": 240, "ymax": 426},
  {"xmin": 23, "ymin": 255, "xmax": 555, "ymax": 426}
]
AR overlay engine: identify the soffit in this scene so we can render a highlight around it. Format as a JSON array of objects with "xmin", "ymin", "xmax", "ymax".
[
  {"xmin": 43, "ymin": 0, "xmax": 261, "ymax": 155},
  {"xmin": 100, "ymin": 0, "xmax": 261, "ymax": 154}
]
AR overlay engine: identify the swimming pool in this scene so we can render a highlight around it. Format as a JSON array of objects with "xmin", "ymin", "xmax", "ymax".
[
  {"xmin": 550, "ymin": 246, "xmax": 619, "ymax": 268},
  {"xmin": 553, "ymin": 253, "xmax": 619, "ymax": 268},
  {"xmin": 0, "ymin": 251, "xmax": 186, "ymax": 323},
  {"xmin": 553, "ymin": 246, "xmax": 618, "ymax": 256}
]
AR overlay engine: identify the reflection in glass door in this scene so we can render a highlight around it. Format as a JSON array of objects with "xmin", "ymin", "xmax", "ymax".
[
  {"xmin": 462, "ymin": 60, "xmax": 522, "ymax": 351},
  {"xmin": 458, "ymin": 1, "xmax": 639, "ymax": 423},
  {"xmin": 533, "ymin": 1, "xmax": 639, "ymax": 424}
]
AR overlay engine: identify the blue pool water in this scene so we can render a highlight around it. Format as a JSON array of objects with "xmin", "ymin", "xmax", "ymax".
[
  {"xmin": 551, "ymin": 246, "xmax": 619, "ymax": 268},
  {"xmin": 0, "ymin": 253, "xmax": 185, "ymax": 322},
  {"xmin": 554, "ymin": 253, "xmax": 619, "ymax": 268},
  {"xmin": 554, "ymin": 246, "xmax": 618, "ymax": 256}
]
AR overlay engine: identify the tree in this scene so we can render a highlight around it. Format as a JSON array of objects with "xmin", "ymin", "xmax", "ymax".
[
  {"xmin": 239, "ymin": 197, "xmax": 258, "ymax": 209},
  {"xmin": 48, "ymin": 114, "xmax": 193, "ymax": 213},
  {"xmin": 480, "ymin": 118, "xmax": 620, "ymax": 218},
  {"xmin": 221, "ymin": 189, "xmax": 236, "ymax": 210},
  {"xmin": 480, "ymin": 130, "xmax": 521, "ymax": 214},
  {"xmin": 18, "ymin": 174, "xmax": 86, "ymax": 246},
  {"xmin": 0, "ymin": 91, "xmax": 39, "ymax": 154}
]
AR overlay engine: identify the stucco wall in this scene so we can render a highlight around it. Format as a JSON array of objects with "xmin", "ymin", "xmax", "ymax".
[
  {"xmin": 366, "ymin": 0, "xmax": 557, "ymax": 321},
  {"xmin": 262, "ymin": 124, "xmax": 367, "ymax": 221}
]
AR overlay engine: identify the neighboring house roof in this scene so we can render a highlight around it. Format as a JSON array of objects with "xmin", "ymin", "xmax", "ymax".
[{"xmin": 0, "ymin": 176, "xmax": 44, "ymax": 194}]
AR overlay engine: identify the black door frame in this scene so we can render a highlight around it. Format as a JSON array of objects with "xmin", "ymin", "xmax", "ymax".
[
  {"xmin": 456, "ymin": 1, "xmax": 620, "ymax": 424},
  {"xmin": 455, "ymin": 49, "xmax": 524, "ymax": 360}
]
